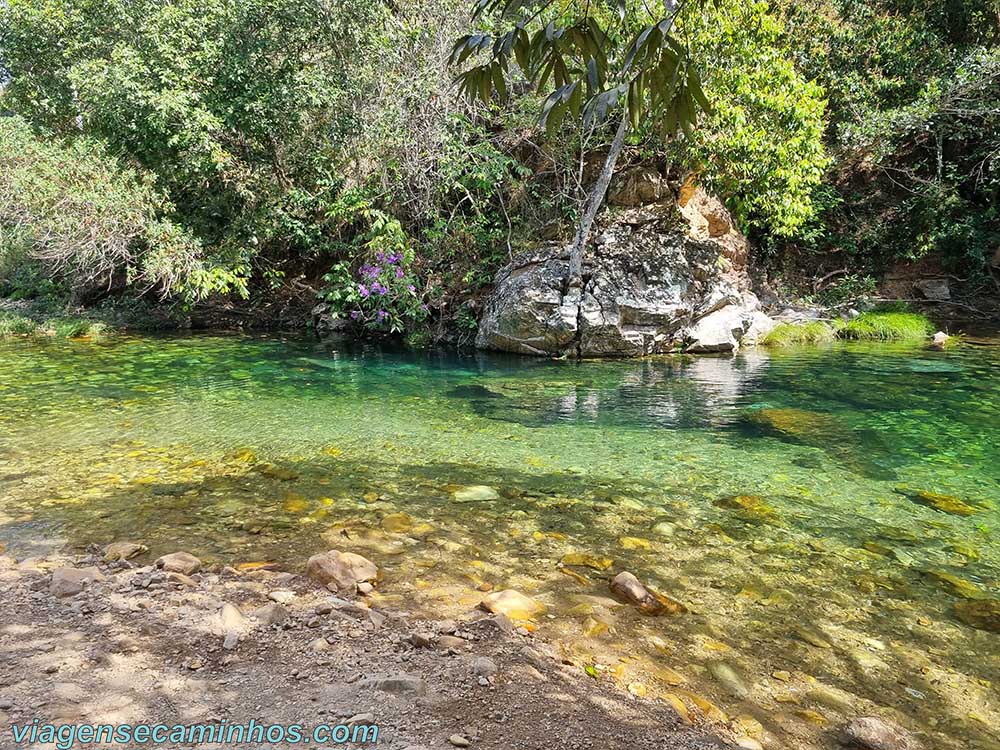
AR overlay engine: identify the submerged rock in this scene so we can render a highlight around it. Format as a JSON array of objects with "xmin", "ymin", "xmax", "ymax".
[
  {"xmin": 841, "ymin": 716, "xmax": 912, "ymax": 750},
  {"xmin": 901, "ymin": 489, "xmax": 978, "ymax": 516},
  {"xmin": 480, "ymin": 589, "xmax": 546, "ymax": 620},
  {"xmin": 306, "ymin": 550, "xmax": 378, "ymax": 592},
  {"xmin": 954, "ymin": 598, "xmax": 1000, "ymax": 632},
  {"xmin": 609, "ymin": 571, "xmax": 685, "ymax": 616},
  {"xmin": 103, "ymin": 541, "xmax": 148, "ymax": 562},
  {"xmin": 560, "ymin": 552, "xmax": 614, "ymax": 571},
  {"xmin": 451, "ymin": 485, "xmax": 500, "ymax": 503}
]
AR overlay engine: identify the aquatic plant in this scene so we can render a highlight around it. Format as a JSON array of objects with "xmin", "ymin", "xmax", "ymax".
[
  {"xmin": 0, "ymin": 312, "xmax": 40, "ymax": 337},
  {"xmin": 838, "ymin": 311, "xmax": 933, "ymax": 342},
  {"xmin": 0, "ymin": 313, "xmax": 109, "ymax": 339},
  {"xmin": 762, "ymin": 321, "xmax": 837, "ymax": 346}
]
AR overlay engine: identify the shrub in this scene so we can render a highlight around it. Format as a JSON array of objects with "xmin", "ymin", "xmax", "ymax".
[{"xmin": 838, "ymin": 311, "xmax": 933, "ymax": 341}]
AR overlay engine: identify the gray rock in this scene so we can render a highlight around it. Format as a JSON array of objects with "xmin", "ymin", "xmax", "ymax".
[
  {"xmin": 841, "ymin": 717, "xmax": 912, "ymax": 750},
  {"xmin": 472, "ymin": 656, "xmax": 498, "ymax": 679},
  {"xmin": 476, "ymin": 190, "xmax": 757, "ymax": 357},
  {"xmin": 155, "ymin": 551, "xmax": 201, "ymax": 575},
  {"xmin": 254, "ymin": 602, "xmax": 289, "ymax": 626},
  {"xmin": 448, "ymin": 735, "xmax": 471, "ymax": 748},
  {"xmin": 50, "ymin": 567, "xmax": 104, "ymax": 598},
  {"xmin": 305, "ymin": 550, "xmax": 378, "ymax": 592},
  {"xmin": 222, "ymin": 632, "xmax": 239, "ymax": 650},
  {"xmin": 0, "ymin": 697, "xmax": 14, "ymax": 710},
  {"xmin": 914, "ymin": 278, "xmax": 950, "ymax": 301}
]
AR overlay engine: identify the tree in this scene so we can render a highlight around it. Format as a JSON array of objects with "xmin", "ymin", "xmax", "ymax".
[{"xmin": 450, "ymin": 0, "xmax": 711, "ymax": 290}]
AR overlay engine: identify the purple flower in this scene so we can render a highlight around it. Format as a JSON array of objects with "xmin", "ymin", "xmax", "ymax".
[
  {"xmin": 407, "ymin": 284, "xmax": 416, "ymax": 293},
  {"xmin": 421, "ymin": 303, "xmax": 429, "ymax": 311},
  {"xmin": 395, "ymin": 267, "xmax": 404, "ymax": 279},
  {"xmin": 376, "ymin": 251, "xmax": 385, "ymax": 262},
  {"xmin": 350, "ymin": 310, "xmax": 360, "ymax": 320},
  {"xmin": 377, "ymin": 310, "xmax": 387, "ymax": 321},
  {"xmin": 358, "ymin": 284, "xmax": 370, "ymax": 298}
]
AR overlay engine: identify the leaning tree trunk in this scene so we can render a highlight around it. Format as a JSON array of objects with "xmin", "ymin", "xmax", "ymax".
[{"xmin": 567, "ymin": 106, "xmax": 630, "ymax": 290}]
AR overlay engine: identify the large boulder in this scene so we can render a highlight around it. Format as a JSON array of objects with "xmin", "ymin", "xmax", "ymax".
[{"xmin": 476, "ymin": 183, "xmax": 770, "ymax": 357}]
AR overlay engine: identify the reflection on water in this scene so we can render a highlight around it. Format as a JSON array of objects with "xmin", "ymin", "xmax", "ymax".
[{"xmin": 0, "ymin": 334, "xmax": 998, "ymax": 749}]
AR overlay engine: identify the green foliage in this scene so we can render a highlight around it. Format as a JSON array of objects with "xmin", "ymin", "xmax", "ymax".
[
  {"xmin": 776, "ymin": 0, "xmax": 1000, "ymax": 277},
  {"xmin": 763, "ymin": 321, "xmax": 837, "ymax": 347},
  {"xmin": 319, "ymin": 195, "xmax": 429, "ymax": 334},
  {"xmin": 451, "ymin": 0, "xmax": 711, "ymax": 137},
  {"xmin": 0, "ymin": 313, "xmax": 41, "ymax": 337},
  {"xmin": 0, "ymin": 115, "xmax": 219, "ymax": 299},
  {"xmin": 0, "ymin": 312, "xmax": 110, "ymax": 339},
  {"xmin": 838, "ymin": 311, "xmax": 933, "ymax": 341},
  {"xmin": 678, "ymin": 2, "xmax": 830, "ymax": 236}
]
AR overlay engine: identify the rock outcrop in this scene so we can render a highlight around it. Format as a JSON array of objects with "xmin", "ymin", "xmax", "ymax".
[{"xmin": 476, "ymin": 176, "xmax": 772, "ymax": 357}]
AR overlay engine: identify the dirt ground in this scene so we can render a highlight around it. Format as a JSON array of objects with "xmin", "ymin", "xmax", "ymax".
[{"xmin": 0, "ymin": 550, "xmax": 740, "ymax": 750}]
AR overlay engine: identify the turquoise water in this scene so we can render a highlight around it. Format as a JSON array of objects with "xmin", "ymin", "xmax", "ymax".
[{"xmin": 0, "ymin": 334, "xmax": 997, "ymax": 749}]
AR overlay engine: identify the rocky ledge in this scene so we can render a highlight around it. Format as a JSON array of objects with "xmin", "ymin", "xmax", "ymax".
[{"xmin": 476, "ymin": 175, "xmax": 775, "ymax": 357}]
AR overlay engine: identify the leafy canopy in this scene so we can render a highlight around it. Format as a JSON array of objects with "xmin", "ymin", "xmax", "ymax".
[{"xmin": 450, "ymin": 0, "xmax": 712, "ymax": 137}]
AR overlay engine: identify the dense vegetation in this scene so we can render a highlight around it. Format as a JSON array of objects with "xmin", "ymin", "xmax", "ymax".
[{"xmin": 1, "ymin": 0, "xmax": 997, "ymax": 335}]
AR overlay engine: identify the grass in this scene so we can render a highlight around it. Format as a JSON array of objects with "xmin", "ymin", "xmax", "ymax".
[
  {"xmin": 0, "ymin": 312, "xmax": 110, "ymax": 339},
  {"xmin": 837, "ymin": 311, "xmax": 933, "ymax": 342},
  {"xmin": 762, "ymin": 321, "xmax": 838, "ymax": 347}
]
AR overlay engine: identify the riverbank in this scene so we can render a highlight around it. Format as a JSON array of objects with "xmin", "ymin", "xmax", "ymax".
[{"xmin": 0, "ymin": 548, "xmax": 739, "ymax": 750}]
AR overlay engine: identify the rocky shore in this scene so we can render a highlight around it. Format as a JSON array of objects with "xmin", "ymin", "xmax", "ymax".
[{"xmin": 0, "ymin": 546, "xmax": 752, "ymax": 750}]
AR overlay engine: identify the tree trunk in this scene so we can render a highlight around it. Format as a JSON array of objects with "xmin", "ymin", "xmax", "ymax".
[{"xmin": 567, "ymin": 106, "xmax": 630, "ymax": 289}]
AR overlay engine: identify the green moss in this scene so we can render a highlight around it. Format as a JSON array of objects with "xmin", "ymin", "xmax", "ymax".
[
  {"xmin": 762, "ymin": 321, "xmax": 837, "ymax": 347},
  {"xmin": 838, "ymin": 312, "xmax": 932, "ymax": 342}
]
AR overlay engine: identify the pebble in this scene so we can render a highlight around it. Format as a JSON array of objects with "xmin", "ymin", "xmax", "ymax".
[
  {"xmin": 472, "ymin": 656, "xmax": 498, "ymax": 679},
  {"xmin": 448, "ymin": 735, "xmax": 471, "ymax": 748}
]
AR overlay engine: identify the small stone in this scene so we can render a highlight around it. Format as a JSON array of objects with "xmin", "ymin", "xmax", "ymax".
[
  {"xmin": 254, "ymin": 602, "xmax": 289, "ymax": 626},
  {"xmin": 220, "ymin": 603, "xmax": 244, "ymax": 630},
  {"xmin": 448, "ymin": 735, "xmax": 471, "ymax": 748},
  {"xmin": 736, "ymin": 740, "xmax": 763, "ymax": 750},
  {"xmin": 155, "ymin": 551, "xmax": 202, "ymax": 575},
  {"xmin": 472, "ymin": 656, "xmax": 498, "ymax": 679},
  {"xmin": 268, "ymin": 589, "xmax": 296, "ymax": 604},
  {"xmin": 437, "ymin": 635, "xmax": 468, "ymax": 652},
  {"xmin": 451, "ymin": 485, "xmax": 499, "ymax": 503},
  {"xmin": 357, "ymin": 582, "xmax": 374, "ymax": 595},
  {"xmin": 381, "ymin": 512, "xmax": 413, "ymax": 533},
  {"xmin": 930, "ymin": 331, "xmax": 950, "ymax": 350},
  {"xmin": 222, "ymin": 632, "xmax": 239, "ymax": 650},
  {"xmin": 50, "ymin": 567, "xmax": 105, "ymax": 598},
  {"xmin": 185, "ymin": 657, "xmax": 205, "ymax": 670},
  {"xmin": 560, "ymin": 552, "xmax": 614, "ymax": 571},
  {"xmin": 347, "ymin": 713, "xmax": 376, "ymax": 726},
  {"xmin": 0, "ymin": 697, "xmax": 14, "ymax": 710},
  {"xmin": 841, "ymin": 716, "xmax": 911, "ymax": 750}
]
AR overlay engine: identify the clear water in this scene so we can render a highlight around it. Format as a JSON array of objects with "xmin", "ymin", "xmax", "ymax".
[{"xmin": 1, "ymin": 334, "xmax": 998, "ymax": 749}]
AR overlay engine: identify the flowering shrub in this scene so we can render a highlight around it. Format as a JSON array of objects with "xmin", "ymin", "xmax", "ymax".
[{"xmin": 320, "ymin": 209, "xmax": 428, "ymax": 334}]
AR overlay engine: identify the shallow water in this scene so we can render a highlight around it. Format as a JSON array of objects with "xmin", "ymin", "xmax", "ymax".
[{"xmin": 1, "ymin": 334, "xmax": 998, "ymax": 748}]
